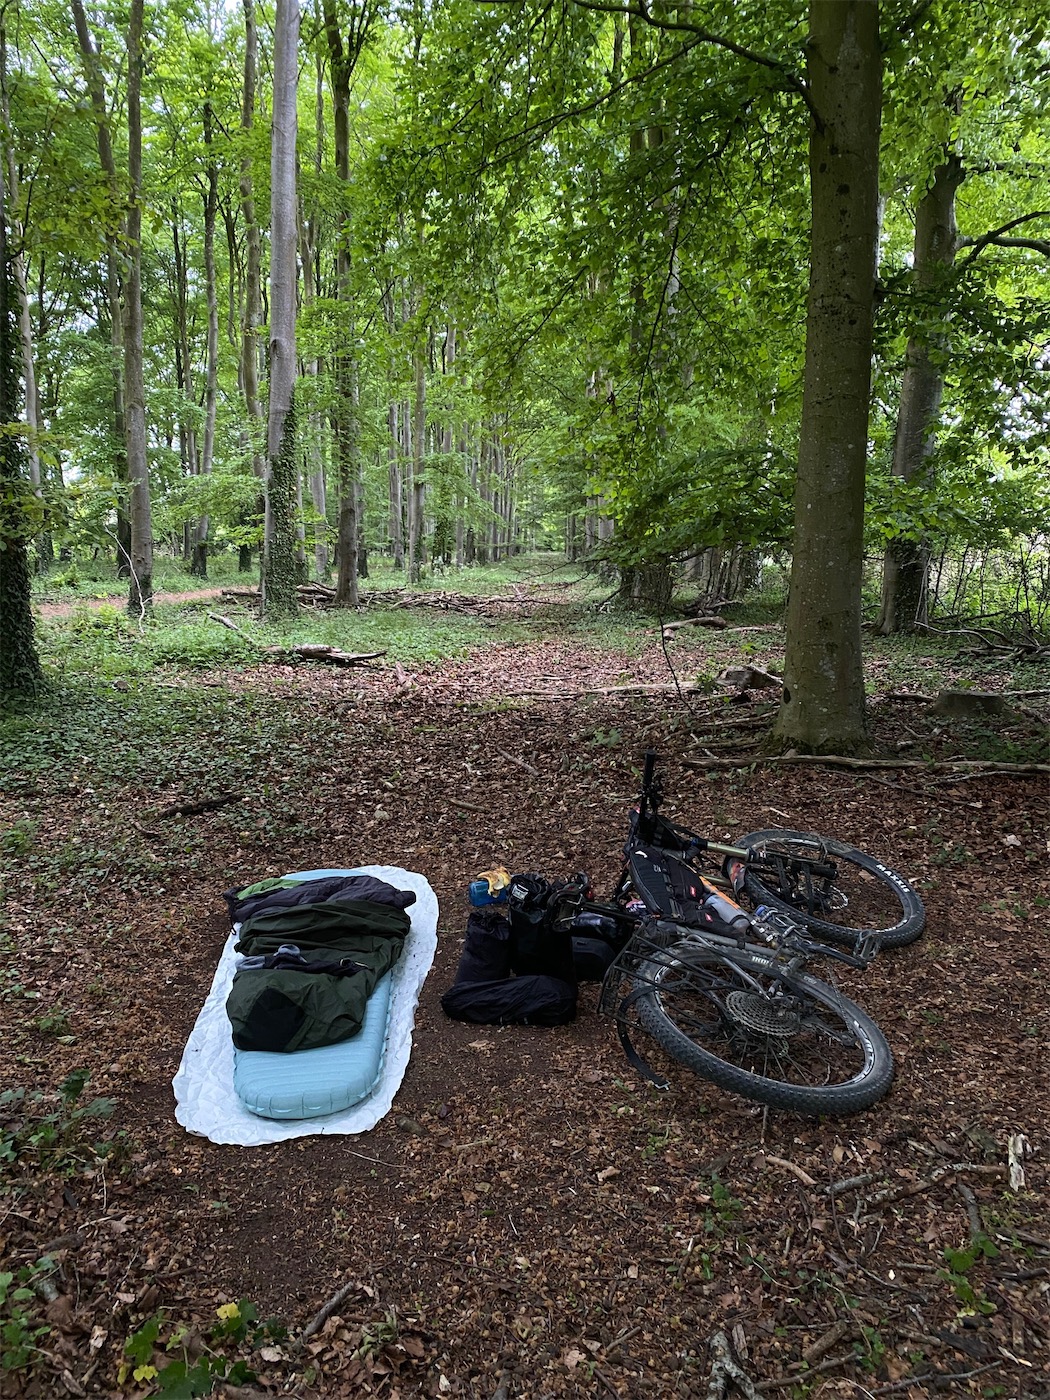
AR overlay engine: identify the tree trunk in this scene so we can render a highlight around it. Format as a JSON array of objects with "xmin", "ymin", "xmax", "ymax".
[
  {"xmin": 261, "ymin": 0, "xmax": 300, "ymax": 620},
  {"xmin": 172, "ymin": 206, "xmax": 199, "ymax": 504},
  {"xmin": 324, "ymin": 0, "xmax": 374, "ymax": 607},
  {"xmin": 774, "ymin": 0, "xmax": 881, "ymax": 754},
  {"xmin": 239, "ymin": 0, "xmax": 265, "ymax": 563},
  {"xmin": 388, "ymin": 402, "xmax": 403, "ymax": 568},
  {"xmin": 123, "ymin": 0, "xmax": 152, "ymax": 617},
  {"xmin": 877, "ymin": 154, "xmax": 964, "ymax": 634},
  {"xmin": 0, "ymin": 24, "xmax": 50, "ymax": 572},
  {"xmin": 408, "ymin": 342, "xmax": 426, "ymax": 582},
  {"xmin": 191, "ymin": 104, "xmax": 219, "ymax": 579},
  {"xmin": 72, "ymin": 0, "xmax": 133, "ymax": 580},
  {"xmin": 302, "ymin": 47, "xmax": 329, "ymax": 581},
  {"xmin": 0, "ymin": 98, "xmax": 42, "ymax": 697}
]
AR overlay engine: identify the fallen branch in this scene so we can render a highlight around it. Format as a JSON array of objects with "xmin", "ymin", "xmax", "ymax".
[
  {"xmin": 207, "ymin": 614, "xmax": 384, "ymax": 666},
  {"xmin": 683, "ymin": 753, "xmax": 1049, "ymax": 775},
  {"xmin": 865, "ymin": 1162, "xmax": 1005, "ymax": 1207},
  {"xmin": 662, "ymin": 615, "xmax": 728, "ymax": 634},
  {"xmin": 299, "ymin": 1280, "xmax": 362, "ymax": 1344},
  {"xmin": 208, "ymin": 612, "xmax": 259, "ymax": 643},
  {"xmin": 706, "ymin": 1330, "xmax": 760, "ymax": 1400},
  {"xmin": 151, "ymin": 793, "xmax": 241, "ymax": 819},
  {"xmin": 757, "ymin": 1349, "xmax": 858, "ymax": 1392},
  {"xmin": 261, "ymin": 643, "xmax": 386, "ymax": 666},
  {"xmin": 495, "ymin": 748, "xmax": 540, "ymax": 776},
  {"xmin": 510, "ymin": 682, "xmax": 730, "ymax": 699},
  {"xmin": 825, "ymin": 1173, "xmax": 876, "ymax": 1197},
  {"xmin": 447, "ymin": 796, "xmax": 486, "ymax": 813},
  {"xmin": 870, "ymin": 1361, "xmax": 1002, "ymax": 1396},
  {"xmin": 761, "ymin": 1155, "xmax": 817, "ymax": 1188}
]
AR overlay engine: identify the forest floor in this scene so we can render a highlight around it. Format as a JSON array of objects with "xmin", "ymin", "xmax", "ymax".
[{"xmin": 2, "ymin": 577, "xmax": 1049, "ymax": 1400}]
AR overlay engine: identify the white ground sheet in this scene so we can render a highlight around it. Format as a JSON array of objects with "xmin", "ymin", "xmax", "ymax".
[{"xmin": 172, "ymin": 867, "xmax": 438, "ymax": 1145}]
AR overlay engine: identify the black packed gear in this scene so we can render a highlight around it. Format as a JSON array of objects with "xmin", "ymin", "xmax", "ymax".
[
  {"xmin": 441, "ymin": 875, "xmax": 582, "ymax": 1027},
  {"xmin": 440, "ymin": 973, "xmax": 576, "ymax": 1027},
  {"xmin": 506, "ymin": 872, "xmax": 577, "ymax": 984}
]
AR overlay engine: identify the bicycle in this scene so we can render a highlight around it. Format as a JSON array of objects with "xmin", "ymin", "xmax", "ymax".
[{"xmin": 549, "ymin": 752, "xmax": 926, "ymax": 1115}]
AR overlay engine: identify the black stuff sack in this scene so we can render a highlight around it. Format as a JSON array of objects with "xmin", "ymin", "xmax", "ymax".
[{"xmin": 440, "ymin": 974, "xmax": 576, "ymax": 1027}]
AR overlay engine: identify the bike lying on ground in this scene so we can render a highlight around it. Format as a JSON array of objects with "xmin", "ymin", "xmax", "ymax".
[{"xmin": 550, "ymin": 752, "xmax": 926, "ymax": 1116}]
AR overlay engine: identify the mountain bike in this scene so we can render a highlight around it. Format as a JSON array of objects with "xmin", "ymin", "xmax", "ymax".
[{"xmin": 551, "ymin": 752, "xmax": 926, "ymax": 1115}]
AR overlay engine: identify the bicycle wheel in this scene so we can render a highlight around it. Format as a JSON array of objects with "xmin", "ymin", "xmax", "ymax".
[
  {"xmin": 738, "ymin": 830, "xmax": 925, "ymax": 949},
  {"xmin": 632, "ymin": 942, "xmax": 893, "ymax": 1115}
]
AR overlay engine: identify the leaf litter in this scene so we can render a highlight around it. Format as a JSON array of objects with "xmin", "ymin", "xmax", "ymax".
[{"xmin": 0, "ymin": 611, "xmax": 1047, "ymax": 1399}]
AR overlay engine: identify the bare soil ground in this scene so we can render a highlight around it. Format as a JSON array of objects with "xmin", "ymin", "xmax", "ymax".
[{"xmin": 1, "ymin": 615, "xmax": 1048, "ymax": 1400}]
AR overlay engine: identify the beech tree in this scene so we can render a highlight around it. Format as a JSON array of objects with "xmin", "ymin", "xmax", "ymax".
[
  {"xmin": 0, "ymin": 114, "xmax": 42, "ymax": 699},
  {"xmin": 774, "ymin": 0, "xmax": 881, "ymax": 753},
  {"xmin": 261, "ymin": 0, "xmax": 301, "ymax": 619}
]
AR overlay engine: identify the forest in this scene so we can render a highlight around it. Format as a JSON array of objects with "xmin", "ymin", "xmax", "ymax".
[{"xmin": 1, "ymin": 0, "xmax": 1049, "ymax": 1397}]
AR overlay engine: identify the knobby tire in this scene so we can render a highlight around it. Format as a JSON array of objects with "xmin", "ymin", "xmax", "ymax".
[
  {"xmin": 739, "ymin": 830, "xmax": 925, "ymax": 949},
  {"xmin": 632, "ymin": 943, "xmax": 894, "ymax": 1115}
]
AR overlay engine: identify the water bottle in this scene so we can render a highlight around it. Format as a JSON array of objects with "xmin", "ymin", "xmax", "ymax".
[{"xmin": 701, "ymin": 883, "xmax": 751, "ymax": 937}]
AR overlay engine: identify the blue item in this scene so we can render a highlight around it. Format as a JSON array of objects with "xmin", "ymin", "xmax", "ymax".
[
  {"xmin": 469, "ymin": 879, "xmax": 508, "ymax": 907},
  {"xmin": 232, "ymin": 869, "xmax": 398, "ymax": 1121},
  {"xmin": 234, "ymin": 972, "xmax": 393, "ymax": 1119}
]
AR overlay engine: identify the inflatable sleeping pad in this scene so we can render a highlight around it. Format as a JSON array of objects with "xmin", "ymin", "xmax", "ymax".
[{"xmin": 232, "ymin": 869, "xmax": 401, "ymax": 1120}]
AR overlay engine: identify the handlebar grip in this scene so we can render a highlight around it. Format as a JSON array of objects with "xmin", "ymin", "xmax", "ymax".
[{"xmin": 642, "ymin": 750, "xmax": 656, "ymax": 789}]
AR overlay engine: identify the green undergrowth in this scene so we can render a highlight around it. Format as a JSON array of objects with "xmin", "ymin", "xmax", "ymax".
[
  {"xmin": 35, "ymin": 602, "xmax": 529, "ymax": 679},
  {"xmin": 0, "ymin": 681, "xmax": 345, "ymax": 795}
]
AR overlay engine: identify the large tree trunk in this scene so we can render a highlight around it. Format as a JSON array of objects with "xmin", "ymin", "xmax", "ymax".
[
  {"xmin": 0, "ymin": 24, "xmax": 49, "ymax": 571},
  {"xmin": 774, "ymin": 0, "xmax": 881, "ymax": 754},
  {"xmin": 191, "ymin": 103, "xmax": 219, "ymax": 579},
  {"xmin": 877, "ymin": 155, "xmax": 964, "ymax": 635},
  {"xmin": 238, "ymin": 0, "xmax": 265, "ymax": 571},
  {"xmin": 0, "ymin": 102, "xmax": 42, "ymax": 698},
  {"xmin": 388, "ymin": 401, "xmax": 404, "ymax": 569},
  {"xmin": 324, "ymin": 0, "xmax": 374, "ymax": 607},
  {"xmin": 301, "ymin": 47, "xmax": 329, "ymax": 581},
  {"xmin": 122, "ymin": 0, "xmax": 152, "ymax": 618},
  {"xmin": 261, "ymin": 0, "xmax": 300, "ymax": 620},
  {"xmin": 72, "ymin": 0, "xmax": 133, "ymax": 579},
  {"xmin": 172, "ymin": 206, "xmax": 199, "ymax": 516}
]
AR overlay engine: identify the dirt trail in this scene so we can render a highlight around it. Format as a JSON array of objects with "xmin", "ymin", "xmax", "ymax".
[{"xmin": 35, "ymin": 586, "xmax": 227, "ymax": 619}]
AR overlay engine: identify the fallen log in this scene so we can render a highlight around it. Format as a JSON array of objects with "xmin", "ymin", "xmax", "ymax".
[
  {"xmin": 261, "ymin": 643, "xmax": 385, "ymax": 666},
  {"xmin": 207, "ymin": 613, "xmax": 385, "ymax": 666},
  {"xmin": 662, "ymin": 615, "xmax": 728, "ymax": 634},
  {"xmin": 510, "ymin": 681, "xmax": 729, "ymax": 698}
]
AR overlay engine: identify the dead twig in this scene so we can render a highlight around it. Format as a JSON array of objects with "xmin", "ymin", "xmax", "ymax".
[
  {"xmin": 495, "ymin": 748, "xmax": 540, "ymax": 777},
  {"xmin": 299, "ymin": 1280, "xmax": 363, "ymax": 1344},
  {"xmin": 756, "ymin": 1349, "xmax": 858, "ymax": 1392},
  {"xmin": 208, "ymin": 612, "xmax": 259, "ymax": 644},
  {"xmin": 865, "ymin": 1162, "xmax": 1005, "ymax": 1207},
  {"xmin": 825, "ymin": 1173, "xmax": 876, "ymax": 1197},
  {"xmin": 869, "ymin": 1360, "xmax": 1002, "ymax": 1395},
  {"xmin": 955, "ymin": 1181, "xmax": 983, "ymax": 1241},
  {"xmin": 762, "ymin": 1155, "xmax": 818, "ymax": 1188}
]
